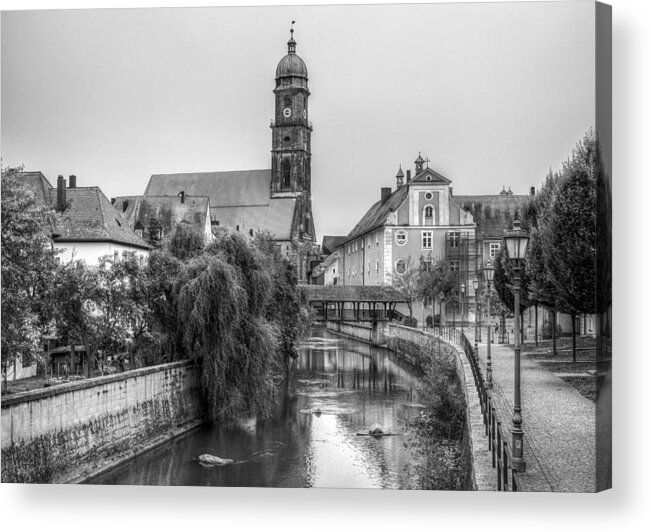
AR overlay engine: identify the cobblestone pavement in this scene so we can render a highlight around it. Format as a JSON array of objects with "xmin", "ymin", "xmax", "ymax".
[{"xmin": 471, "ymin": 331, "xmax": 596, "ymax": 492}]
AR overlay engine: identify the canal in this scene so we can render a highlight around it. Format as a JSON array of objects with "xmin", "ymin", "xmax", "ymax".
[{"xmin": 91, "ymin": 327, "xmax": 426, "ymax": 488}]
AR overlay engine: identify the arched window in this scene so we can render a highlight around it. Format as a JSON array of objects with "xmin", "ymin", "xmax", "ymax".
[
  {"xmin": 283, "ymin": 96, "xmax": 291, "ymax": 107},
  {"xmin": 423, "ymin": 204, "xmax": 435, "ymax": 226},
  {"xmin": 281, "ymin": 159, "xmax": 291, "ymax": 189}
]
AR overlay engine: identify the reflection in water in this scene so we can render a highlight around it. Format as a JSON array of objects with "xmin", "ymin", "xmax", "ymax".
[{"xmin": 91, "ymin": 327, "xmax": 424, "ymax": 488}]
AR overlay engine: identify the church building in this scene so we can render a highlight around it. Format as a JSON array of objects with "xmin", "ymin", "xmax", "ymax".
[{"xmin": 117, "ymin": 27, "xmax": 317, "ymax": 280}]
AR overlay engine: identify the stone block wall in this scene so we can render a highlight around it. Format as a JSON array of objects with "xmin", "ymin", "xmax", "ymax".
[{"xmin": 1, "ymin": 360, "xmax": 205, "ymax": 484}]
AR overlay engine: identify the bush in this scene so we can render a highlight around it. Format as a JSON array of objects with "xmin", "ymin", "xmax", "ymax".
[
  {"xmin": 403, "ymin": 316, "xmax": 418, "ymax": 328},
  {"xmin": 541, "ymin": 319, "xmax": 562, "ymax": 340},
  {"xmin": 425, "ymin": 314, "xmax": 441, "ymax": 328}
]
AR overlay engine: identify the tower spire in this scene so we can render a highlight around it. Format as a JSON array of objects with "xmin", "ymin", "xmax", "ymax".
[{"xmin": 288, "ymin": 20, "xmax": 296, "ymax": 54}]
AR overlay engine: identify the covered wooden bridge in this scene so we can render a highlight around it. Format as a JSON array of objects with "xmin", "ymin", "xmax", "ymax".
[{"xmin": 301, "ymin": 285, "xmax": 406, "ymax": 323}]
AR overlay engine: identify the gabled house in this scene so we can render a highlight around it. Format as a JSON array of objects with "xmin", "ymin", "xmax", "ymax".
[{"xmin": 20, "ymin": 172, "xmax": 151, "ymax": 264}]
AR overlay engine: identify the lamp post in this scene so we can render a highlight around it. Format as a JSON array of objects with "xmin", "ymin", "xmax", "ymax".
[
  {"xmin": 460, "ymin": 282, "xmax": 466, "ymax": 331},
  {"xmin": 484, "ymin": 259, "xmax": 495, "ymax": 390},
  {"xmin": 503, "ymin": 219, "xmax": 530, "ymax": 473},
  {"xmin": 472, "ymin": 275, "xmax": 480, "ymax": 355}
]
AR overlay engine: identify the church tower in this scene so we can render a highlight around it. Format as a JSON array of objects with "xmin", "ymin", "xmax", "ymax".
[{"xmin": 270, "ymin": 24, "xmax": 312, "ymax": 198}]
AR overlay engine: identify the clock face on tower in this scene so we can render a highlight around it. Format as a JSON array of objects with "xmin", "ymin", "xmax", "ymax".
[{"xmin": 283, "ymin": 108, "xmax": 292, "ymax": 118}]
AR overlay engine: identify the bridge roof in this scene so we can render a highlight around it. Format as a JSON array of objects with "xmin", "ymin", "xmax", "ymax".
[{"xmin": 302, "ymin": 285, "xmax": 406, "ymax": 303}]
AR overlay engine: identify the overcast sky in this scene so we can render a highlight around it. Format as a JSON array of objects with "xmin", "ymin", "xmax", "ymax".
[{"xmin": 1, "ymin": 1, "xmax": 596, "ymax": 240}]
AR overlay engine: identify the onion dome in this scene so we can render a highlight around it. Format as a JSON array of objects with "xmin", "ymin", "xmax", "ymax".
[
  {"xmin": 415, "ymin": 153, "xmax": 425, "ymax": 165},
  {"xmin": 276, "ymin": 24, "xmax": 308, "ymax": 80}
]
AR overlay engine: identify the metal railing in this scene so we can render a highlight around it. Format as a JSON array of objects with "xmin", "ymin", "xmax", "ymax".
[{"xmin": 441, "ymin": 328, "xmax": 522, "ymax": 491}]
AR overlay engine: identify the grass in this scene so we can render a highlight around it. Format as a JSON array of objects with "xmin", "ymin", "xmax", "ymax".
[
  {"xmin": 521, "ymin": 336, "xmax": 598, "ymax": 402},
  {"xmin": 2, "ymin": 374, "xmax": 86, "ymax": 396}
]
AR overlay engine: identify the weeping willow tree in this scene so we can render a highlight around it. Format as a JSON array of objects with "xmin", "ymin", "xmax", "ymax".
[{"xmin": 175, "ymin": 233, "xmax": 281, "ymax": 421}]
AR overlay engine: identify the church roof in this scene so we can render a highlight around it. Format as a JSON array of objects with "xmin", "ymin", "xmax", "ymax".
[
  {"xmin": 322, "ymin": 235, "xmax": 347, "ymax": 255},
  {"xmin": 276, "ymin": 52, "xmax": 308, "ymax": 79},
  {"xmin": 113, "ymin": 194, "xmax": 210, "ymax": 237},
  {"xmin": 145, "ymin": 170, "xmax": 272, "ymax": 207},
  {"xmin": 144, "ymin": 169, "xmax": 297, "ymax": 241},
  {"xmin": 454, "ymin": 194, "xmax": 534, "ymax": 239},
  {"xmin": 342, "ymin": 185, "xmax": 409, "ymax": 245}
]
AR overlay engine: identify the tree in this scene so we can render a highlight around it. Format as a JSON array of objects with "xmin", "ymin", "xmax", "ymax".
[
  {"xmin": 392, "ymin": 257, "xmax": 421, "ymax": 320},
  {"xmin": 168, "ymin": 223, "xmax": 205, "ymax": 261},
  {"xmin": 493, "ymin": 248, "xmax": 533, "ymax": 344},
  {"xmin": 1, "ymin": 168, "xmax": 57, "ymax": 390},
  {"xmin": 418, "ymin": 258, "xmax": 456, "ymax": 325},
  {"xmin": 175, "ymin": 232, "xmax": 282, "ymax": 421},
  {"xmin": 49, "ymin": 260, "xmax": 100, "ymax": 377}
]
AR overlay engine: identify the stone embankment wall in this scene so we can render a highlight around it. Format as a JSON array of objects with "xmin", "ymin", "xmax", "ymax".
[{"xmin": 1, "ymin": 360, "xmax": 205, "ymax": 484}]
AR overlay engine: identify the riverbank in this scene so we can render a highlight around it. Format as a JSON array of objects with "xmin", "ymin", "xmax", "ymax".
[
  {"xmin": 1, "ymin": 360, "xmax": 205, "ymax": 484},
  {"xmin": 326, "ymin": 321, "xmax": 481, "ymax": 490}
]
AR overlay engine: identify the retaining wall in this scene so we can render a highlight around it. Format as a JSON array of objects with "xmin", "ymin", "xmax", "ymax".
[{"xmin": 1, "ymin": 360, "xmax": 205, "ymax": 484}]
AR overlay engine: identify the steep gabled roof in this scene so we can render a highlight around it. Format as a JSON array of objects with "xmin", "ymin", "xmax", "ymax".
[
  {"xmin": 322, "ymin": 235, "xmax": 346, "ymax": 255},
  {"xmin": 19, "ymin": 172, "xmax": 150, "ymax": 250},
  {"xmin": 47, "ymin": 187, "xmax": 151, "ymax": 249},
  {"xmin": 343, "ymin": 185, "xmax": 409, "ymax": 245},
  {"xmin": 20, "ymin": 171, "xmax": 54, "ymax": 205},
  {"xmin": 455, "ymin": 194, "xmax": 534, "ymax": 238},
  {"xmin": 143, "ymin": 169, "xmax": 299, "ymax": 241},
  {"xmin": 210, "ymin": 200, "xmax": 297, "ymax": 240},
  {"xmin": 113, "ymin": 195, "xmax": 210, "ymax": 237},
  {"xmin": 409, "ymin": 167, "xmax": 451, "ymax": 184},
  {"xmin": 145, "ymin": 170, "xmax": 272, "ymax": 207}
]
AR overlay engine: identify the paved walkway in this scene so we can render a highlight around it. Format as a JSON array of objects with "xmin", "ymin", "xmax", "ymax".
[{"xmin": 472, "ymin": 336, "xmax": 596, "ymax": 492}]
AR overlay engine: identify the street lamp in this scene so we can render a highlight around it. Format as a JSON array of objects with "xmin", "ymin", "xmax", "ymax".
[
  {"xmin": 484, "ymin": 259, "xmax": 495, "ymax": 390},
  {"xmin": 460, "ymin": 282, "xmax": 466, "ymax": 331},
  {"xmin": 472, "ymin": 275, "xmax": 480, "ymax": 355},
  {"xmin": 503, "ymin": 219, "xmax": 530, "ymax": 473}
]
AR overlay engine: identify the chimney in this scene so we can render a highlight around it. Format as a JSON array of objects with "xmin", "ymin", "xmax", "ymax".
[
  {"xmin": 450, "ymin": 186, "xmax": 453, "ymax": 196},
  {"xmin": 56, "ymin": 175, "xmax": 67, "ymax": 212},
  {"xmin": 122, "ymin": 199, "xmax": 129, "ymax": 212},
  {"xmin": 69, "ymin": 175, "xmax": 77, "ymax": 189},
  {"xmin": 381, "ymin": 187, "xmax": 391, "ymax": 205},
  {"xmin": 179, "ymin": 190, "xmax": 185, "ymax": 204},
  {"xmin": 406, "ymin": 170, "xmax": 411, "ymax": 182},
  {"xmin": 530, "ymin": 186, "xmax": 536, "ymax": 195},
  {"xmin": 111, "ymin": 198, "xmax": 116, "ymax": 205}
]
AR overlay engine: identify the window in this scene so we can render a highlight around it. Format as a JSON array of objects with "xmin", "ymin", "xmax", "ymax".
[
  {"xmin": 395, "ymin": 230, "xmax": 407, "ymax": 246},
  {"xmin": 449, "ymin": 232, "xmax": 460, "ymax": 248},
  {"xmin": 449, "ymin": 259, "xmax": 460, "ymax": 272},
  {"xmin": 283, "ymin": 96, "xmax": 291, "ymax": 107},
  {"xmin": 376, "ymin": 233, "xmax": 379, "ymax": 246},
  {"xmin": 368, "ymin": 262, "xmax": 370, "ymax": 275},
  {"xmin": 281, "ymin": 159, "xmax": 291, "ymax": 189},
  {"xmin": 376, "ymin": 260, "xmax": 379, "ymax": 274},
  {"xmin": 489, "ymin": 242, "xmax": 501, "ymax": 258},
  {"xmin": 113, "ymin": 251, "xmax": 119, "ymax": 262},
  {"xmin": 423, "ymin": 204, "xmax": 434, "ymax": 225},
  {"xmin": 424, "ymin": 191, "xmax": 433, "ymax": 201},
  {"xmin": 135, "ymin": 228, "xmax": 143, "ymax": 238},
  {"xmin": 395, "ymin": 258, "xmax": 407, "ymax": 275},
  {"xmin": 422, "ymin": 231, "xmax": 433, "ymax": 250}
]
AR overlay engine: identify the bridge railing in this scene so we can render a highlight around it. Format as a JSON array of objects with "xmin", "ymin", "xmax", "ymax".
[{"xmin": 437, "ymin": 327, "xmax": 522, "ymax": 492}]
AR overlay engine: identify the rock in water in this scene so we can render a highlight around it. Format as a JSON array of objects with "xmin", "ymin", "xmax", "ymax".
[
  {"xmin": 198, "ymin": 454, "xmax": 233, "ymax": 465},
  {"xmin": 369, "ymin": 423, "xmax": 384, "ymax": 435}
]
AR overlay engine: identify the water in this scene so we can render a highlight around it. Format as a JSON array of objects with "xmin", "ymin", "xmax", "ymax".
[{"xmin": 91, "ymin": 327, "xmax": 425, "ymax": 488}]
